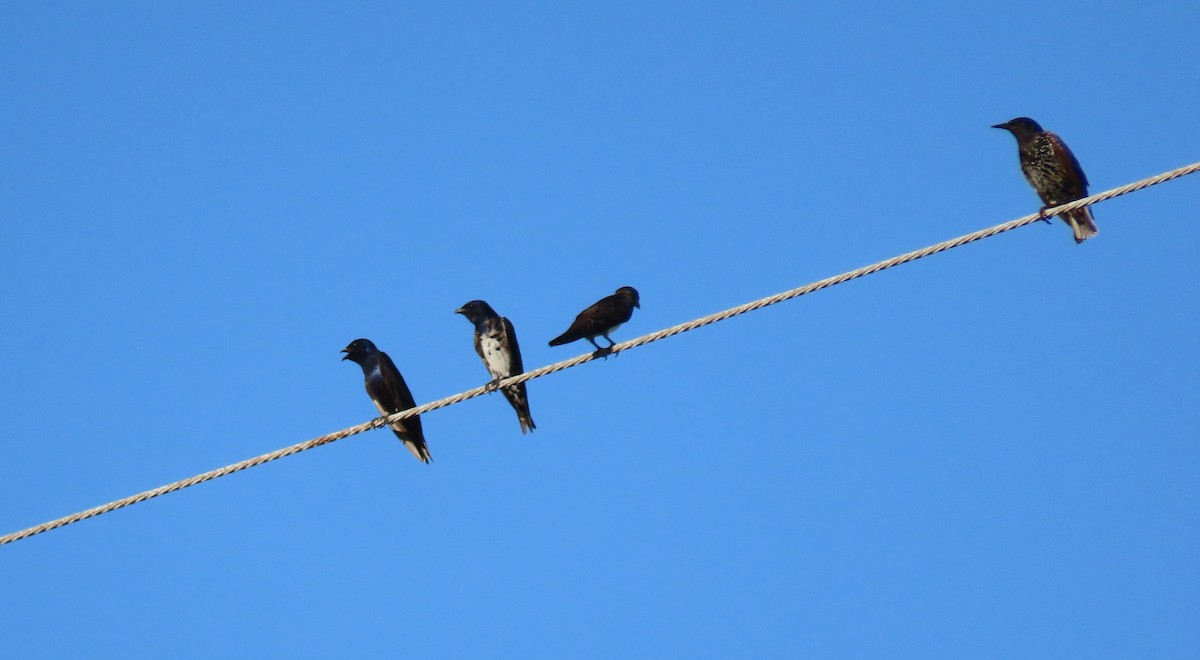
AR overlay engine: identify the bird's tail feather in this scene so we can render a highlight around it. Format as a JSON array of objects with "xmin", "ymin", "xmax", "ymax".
[
  {"xmin": 1067, "ymin": 207, "xmax": 1099, "ymax": 244},
  {"xmin": 404, "ymin": 440, "xmax": 432, "ymax": 463},
  {"xmin": 518, "ymin": 411, "xmax": 536, "ymax": 434},
  {"xmin": 392, "ymin": 427, "xmax": 432, "ymax": 463},
  {"xmin": 548, "ymin": 333, "xmax": 571, "ymax": 347},
  {"xmin": 502, "ymin": 386, "xmax": 536, "ymax": 434}
]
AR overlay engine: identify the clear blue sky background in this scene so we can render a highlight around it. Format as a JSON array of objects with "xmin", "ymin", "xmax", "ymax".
[{"xmin": 2, "ymin": 2, "xmax": 1198, "ymax": 658}]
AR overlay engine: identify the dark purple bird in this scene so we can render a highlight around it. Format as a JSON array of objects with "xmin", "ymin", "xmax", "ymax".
[
  {"xmin": 342, "ymin": 338, "xmax": 432, "ymax": 463},
  {"xmin": 993, "ymin": 117, "xmax": 1098, "ymax": 243},
  {"xmin": 549, "ymin": 286, "xmax": 640, "ymax": 355},
  {"xmin": 455, "ymin": 300, "xmax": 536, "ymax": 434}
]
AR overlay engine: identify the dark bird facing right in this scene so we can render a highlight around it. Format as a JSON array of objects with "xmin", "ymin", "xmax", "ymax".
[
  {"xmin": 549, "ymin": 286, "xmax": 640, "ymax": 354},
  {"xmin": 993, "ymin": 116, "xmax": 1098, "ymax": 243},
  {"xmin": 455, "ymin": 299, "xmax": 536, "ymax": 434},
  {"xmin": 341, "ymin": 338, "xmax": 432, "ymax": 463}
]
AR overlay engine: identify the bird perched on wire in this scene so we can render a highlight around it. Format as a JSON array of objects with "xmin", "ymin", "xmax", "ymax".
[
  {"xmin": 993, "ymin": 116, "xmax": 1098, "ymax": 244},
  {"xmin": 341, "ymin": 338, "xmax": 432, "ymax": 463},
  {"xmin": 549, "ymin": 286, "xmax": 641, "ymax": 356},
  {"xmin": 455, "ymin": 300, "xmax": 536, "ymax": 434}
]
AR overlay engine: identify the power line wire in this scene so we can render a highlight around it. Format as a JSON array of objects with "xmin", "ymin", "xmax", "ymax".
[{"xmin": 3, "ymin": 160, "xmax": 1198, "ymax": 547}]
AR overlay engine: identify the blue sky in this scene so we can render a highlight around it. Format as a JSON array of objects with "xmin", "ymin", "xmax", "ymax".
[{"xmin": 2, "ymin": 2, "xmax": 1198, "ymax": 657}]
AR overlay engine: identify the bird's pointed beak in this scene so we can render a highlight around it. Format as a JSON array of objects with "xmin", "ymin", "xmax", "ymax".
[
  {"xmin": 992, "ymin": 122, "xmax": 1008, "ymax": 130},
  {"xmin": 340, "ymin": 349, "xmax": 350, "ymax": 361},
  {"xmin": 454, "ymin": 307, "xmax": 466, "ymax": 315},
  {"xmin": 634, "ymin": 302, "xmax": 641, "ymax": 309}
]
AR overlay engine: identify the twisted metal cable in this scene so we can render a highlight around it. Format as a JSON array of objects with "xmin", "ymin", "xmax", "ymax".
[{"xmin": 3, "ymin": 160, "xmax": 1198, "ymax": 547}]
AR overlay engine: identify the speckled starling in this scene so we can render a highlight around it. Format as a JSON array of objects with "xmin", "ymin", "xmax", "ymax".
[
  {"xmin": 993, "ymin": 117, "xmax": 1098, "ymax": 243},
  {"xmin": 455, "ymin": 300, "xmax": 536, "ymax": 434}
]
